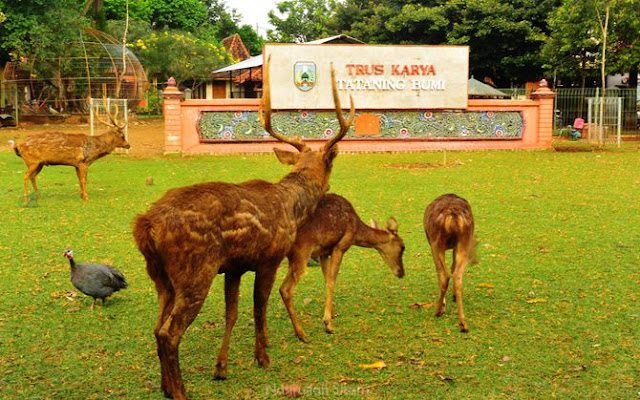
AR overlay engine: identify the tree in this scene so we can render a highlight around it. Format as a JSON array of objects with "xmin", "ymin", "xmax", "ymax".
[
  {"xmin": 0, "ymin": 0, "xmax": 89, "ymax": 65},
  {"xmin": 267, "ymin": 0, "xmax": 337, "ymax": 43},
  {"xmin": 132, "ymin": 29, "xmax": 236, "ymax": 89},
  {"xmin": 544, "ymin": 0, "xmax": 639, "ymax": 130},
  {"xmin": 543, "ymin": 0, "xmax": 602, "ymax": 87},
  {"xmin": 444, "ymin": 0, "xmax": 558, "ymax": 86},
  {"xmin": 331, "ymin": 0, "xmax": 558, "ymax": 86},
  {"xmin": 236, "ymin": 24, "xmax": 265, "ymax": 55}
]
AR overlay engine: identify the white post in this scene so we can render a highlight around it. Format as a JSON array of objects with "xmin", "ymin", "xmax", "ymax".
[
  {"xmin": 587, "ymin": 98, "xmax": 593, "ymax": 142},
  {"xmin": 89, "ymin": 97, "xmax": 95, "ymax": 136},
  {"xmin": 616, "ymin": 97, "xmax": 622, "ymax": 147}
]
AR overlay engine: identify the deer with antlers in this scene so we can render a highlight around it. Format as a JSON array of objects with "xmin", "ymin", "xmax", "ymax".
[
  {"xmin": 280, "ymin": 193, "xmax": 405, "ymax": 342},
  {"xmin": 424, "ymin": 193, "xmax": 477, "ymax": 333},
  {"xmin": 132, "ymin": 56, "xmax": 355, "ymax": 399},
  {"xmin": 11, "ymin": 102, "xmax": 129, "ymax": 201}
]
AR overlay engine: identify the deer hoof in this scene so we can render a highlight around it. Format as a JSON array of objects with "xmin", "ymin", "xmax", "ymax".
[
  {"xmin": 460, "ymin": 324, "xmax": 469, "ymax": 333},
  {"xmin": 256, "ymin": 352, "xmax": 270, "ymax": 368},
  {"xmin": 323, "ymin": 321, "xmax": 335, "ymax": 334},
  {"xmin": 213, "ymin": 362, "xmax": 227, "ymax": 380},
  {"xmin": 296, "ymin": 331, "xmax": 310, "ymax": 343}
]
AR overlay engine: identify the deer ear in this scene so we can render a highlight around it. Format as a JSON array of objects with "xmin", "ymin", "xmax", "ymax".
[
  {"xmin": 386, "ymin": 217, "xmax": 399, "ymax": 234},
  {"xmin": 273, "ymin": 147, "xmax": 300, "ymax": 165}
]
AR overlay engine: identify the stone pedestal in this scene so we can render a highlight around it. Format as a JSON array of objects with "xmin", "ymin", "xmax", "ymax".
[
  {"xmin": 162, "ymin": 77, "xmax": 183, "ymax": 154},
  {"xmin": 531, "ymin": 79, "xmax": 556, "ymax": 148}
]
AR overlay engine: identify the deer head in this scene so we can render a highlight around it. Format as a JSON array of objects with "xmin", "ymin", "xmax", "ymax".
[
  {"xmin": 371, "ymin": 217, "xmax": 405, "ymax": 278},
  {"xmin": 260, "ymin": 55, "xmax": 355, "ymax": 193},
  {"xmin": 95, "ymin": 96, "xmax": 130, "ymax": 149}
]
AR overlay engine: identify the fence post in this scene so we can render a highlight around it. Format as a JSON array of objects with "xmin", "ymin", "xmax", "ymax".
[
  {"xmin": 531, "ymin": 79, "xmax": 556, "ymax": 148},
  {"xmin": 162, "ymin": 77, "xmax": 183, "ymax": 154}
]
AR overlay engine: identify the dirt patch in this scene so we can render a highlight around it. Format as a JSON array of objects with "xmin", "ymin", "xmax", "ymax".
[
  {"xmin": 0, "ymin": 117, "xmax": 165, "ymax": 158},
  {"xmin": 553, "ymin": 146, "xmax": 595, "ymax": 153}
]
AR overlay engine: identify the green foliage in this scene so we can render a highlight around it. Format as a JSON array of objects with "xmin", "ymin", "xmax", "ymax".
[
  {"xmin": 0, "ymin": 0, "xmax": 89, "ymax": 64},
  {"xmin": 445, "ymin": 0, "xmax": 555, "ymax": 85},
  {"xmin": 204, "ymin": 0, "xmax": 242, "ymax": 38},
  {"xmin": 543, "ymin": 0, "xmax": 604, "ymax": 85},
  {"xmin": 131, "ymin": 29, "xmax": 236, "ymax": 87},
  {"xmin": 332, "ymin": 0, "xmax": 557, "ymax": 85},
  {"xmin": 102, "ymin": 0, "xmax": 154, "ymax": 22},
  {"xmin": 267, "ymin": 0, "xmax": 338, "ymax": 42},
  {"xmin": 0, "ymin": 148, "xmax": 639, "ymax": 398},
  {"xmin": 544, "ymin": 0, "xmax": 640, "ymax": 85},
  {"xmin": 236, "ymin": 24, "xmax": 265, "ymax": 56},
  {"xmin": 147, "ymin": 0, "xmax": 208, "ymax": 31}
]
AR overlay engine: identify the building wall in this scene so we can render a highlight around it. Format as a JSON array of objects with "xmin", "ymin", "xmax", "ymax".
[{"xmin": 162, "ymin": 83, "xmax": 555, "ymax": 154}]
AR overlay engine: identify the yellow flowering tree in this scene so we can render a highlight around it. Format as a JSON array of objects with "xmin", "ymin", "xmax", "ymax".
[{"xmin": 132, "ymin": 29, "xmax": 236, "ymax": 89}]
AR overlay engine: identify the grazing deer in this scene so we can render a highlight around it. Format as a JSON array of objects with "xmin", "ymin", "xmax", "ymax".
[
  {"xmin": 280, "ymin": 193, "xmax": 405, "ymax": 342},
  {"xmin": 132, "ymin": 57, "xmax": 355, "ymax": 400},
  {"xmin": 424, "ymin": 194, "xmax": 477, "ymax": 333},
  {"xmin": 11, "ymin": 105, "xmax": 129, "ymax": 201}
]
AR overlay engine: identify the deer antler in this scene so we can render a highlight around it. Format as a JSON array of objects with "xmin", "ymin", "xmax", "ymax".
[
  {"xmin": 259, "ymin": 55, "xmax": 308, "ymax": 152},
  {"xmin": 95, "ymin": 93, "xmax": 125, "ymax": 131},
  {"xmin": 323, "ymin": 62, "xmax": 355, "ymax": 151}
]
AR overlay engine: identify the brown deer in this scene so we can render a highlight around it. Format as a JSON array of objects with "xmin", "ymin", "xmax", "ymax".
[
  {"xmin": 424, "ymin": 193, "xmax": 477, "ymax": 333},
  {"xmin": 11, "ymin": 105, "xmax": 129, "ymax": 201},
  {"xmin": 132, "ymin": 57, "xmax": 355, "ymax": 400},
  {"xmin": 280, "ymin": 193, "xmax": 405, "ymax": 342}
]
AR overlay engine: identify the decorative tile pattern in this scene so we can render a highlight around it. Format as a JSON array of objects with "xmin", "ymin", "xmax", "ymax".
[{"xmin": 198, "ymin": 110, "xmax": 524, "ymax": 141}]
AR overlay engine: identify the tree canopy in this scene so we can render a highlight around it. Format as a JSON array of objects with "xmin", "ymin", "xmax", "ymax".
[
  {"xmin": 0, "ymin": 0, "xmax": 638, "ymax": 91},
  {"xmin": 0, "ymin": 0, "xmax": 263, "ymax": 91}
]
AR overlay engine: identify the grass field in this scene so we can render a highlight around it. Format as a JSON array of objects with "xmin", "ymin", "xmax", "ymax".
[{"xmin": 0, "ymin": 146, "xmax": 639, "ymax": 399}]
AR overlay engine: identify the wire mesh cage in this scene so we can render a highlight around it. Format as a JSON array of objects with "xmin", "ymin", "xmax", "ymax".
[{"xmin": 1, "ymin": 27, "xmax": 148, "ymax": 119}]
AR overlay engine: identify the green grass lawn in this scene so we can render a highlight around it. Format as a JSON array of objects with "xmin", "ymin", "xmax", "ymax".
[{"xmin": 0, "ymin": 147, "xmax": 638, "ymax": 399}]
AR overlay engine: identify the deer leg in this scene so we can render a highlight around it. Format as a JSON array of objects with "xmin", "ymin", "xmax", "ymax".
[
  {"xmin": 214, "ymin": 273, "xmax": 241, "ymax": 380},
  {"xmin": 321, "ymin": 251, "xmax": 344, "ymax": 334},
  {"xmin": 23, "ymin": 163, "xmax": 43, "ymax": 202},
  {"xmin": 153, "ymin": 276, "xmax": 176, "ymax": 397},
  {"xmin": 452, "ymin": 247, "xmax": 469, "ymax": 333},
  {"xmin": 253, "ymin": 266, "xmax": 278, "ymax": 368},
  {"xmin": 280, "ymin": 251, "xmax": 311, "ymax": 343},
  {"xmin": 156, "ymin": 275, "xmax": 213, "ymax": 400},
  {"xmin": 76, "ymin": 163, "xmax": 89, "ymax": 200},
  {"xmin": 432, "ymin": 247, "xmax": 449, "ymax": 317}
]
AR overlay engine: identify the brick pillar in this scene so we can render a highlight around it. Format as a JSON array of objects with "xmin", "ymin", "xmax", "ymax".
[
  {"xmin": 531, "ymin": 79, "xmax": 556, "ymax": 149},
  {"xmin": 162, "ymin": 77, "xmax": 183, "ymax": 154}
]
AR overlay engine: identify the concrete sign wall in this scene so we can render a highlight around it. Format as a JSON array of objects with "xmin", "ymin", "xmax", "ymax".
[{"xmin": 263, "ymin": 44, "xmax": 469, "ymax": 110}]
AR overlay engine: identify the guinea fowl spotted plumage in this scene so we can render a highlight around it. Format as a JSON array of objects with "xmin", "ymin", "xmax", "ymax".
[{"xmin": 63, "ymin": 249, "xmax": 128, "ymax": 310}]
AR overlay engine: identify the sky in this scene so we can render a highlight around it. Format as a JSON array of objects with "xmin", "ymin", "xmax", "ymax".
[{"xmin": 228, "ymin": 0, "xmax": 279, "ymax": 37}]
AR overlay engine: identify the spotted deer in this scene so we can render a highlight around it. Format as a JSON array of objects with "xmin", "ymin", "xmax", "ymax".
[
  {"xmin": 280, "ymin": 193, "xmax": 405, "ymax": 342},
  {"xmin": 11, "ymin": 103, "xmax": 129, "ymax": 201},
  {"xmin": 132, "ymin": 57, "xmax": 355, "ymax": 400},
  {"xmin": 424, "ymin": 193, "xmax": 477, "ymax": 332}
]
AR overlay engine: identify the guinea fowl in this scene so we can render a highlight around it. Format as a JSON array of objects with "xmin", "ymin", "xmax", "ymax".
[{"xmin": 63, "ymin": 249, "xmax": 128, "ymax": 310}]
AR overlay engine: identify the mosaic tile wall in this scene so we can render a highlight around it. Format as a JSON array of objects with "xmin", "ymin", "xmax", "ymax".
[{"xmin": 198, "ymin": 110, "xmax": 524, "ymax": 141}]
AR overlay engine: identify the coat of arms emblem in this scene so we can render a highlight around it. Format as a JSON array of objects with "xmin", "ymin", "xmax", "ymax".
[{"xmin": 294, "ymin": 62, "xmax": 316, "ymax": 92}]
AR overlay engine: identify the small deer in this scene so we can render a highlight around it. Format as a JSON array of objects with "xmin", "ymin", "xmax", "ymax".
[
  {"xmin": 11, "ymin": 105, "xmax": 129, "ymax": 201},
  {"xmin": 132, "ymin": 56, "xmax": 355, "ymax": 400},
  {"xmin": 280, "ymin": 193, "xmax": 405, "ymax": 342},
  {"xmin": 424, "ymin": 193, "xmax": 477, "ymax": 333}
]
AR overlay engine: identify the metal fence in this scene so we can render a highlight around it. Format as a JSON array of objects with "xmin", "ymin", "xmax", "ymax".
[{"xmin": 552, "ymin": 87, "xmax": 639, "ymax": 134}]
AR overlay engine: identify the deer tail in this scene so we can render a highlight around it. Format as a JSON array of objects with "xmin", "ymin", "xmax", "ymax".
[
  {"xmin": 132, "ymin": 213, "xmax": 165, "ymax": 282},
  {"xmin": 443, "ymin": 211, "xmax": 478, "ymax": 264},
  {"xmin": 442, "ymin": 212, "xmax": 464, "ymax": 234},
  {"xmin": 8, "ymin": 140, "xmax": 21, "ymax": 158}
]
